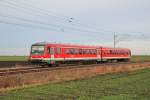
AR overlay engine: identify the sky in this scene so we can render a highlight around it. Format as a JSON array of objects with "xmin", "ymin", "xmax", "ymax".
[{"xmin": 0, "ymin": 0, "xmax": 150, "ymax": 55}]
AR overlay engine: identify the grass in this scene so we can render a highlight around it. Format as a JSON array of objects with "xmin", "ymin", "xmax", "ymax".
[
  {"xmin": 0, "ymin": 56, "xmax": 28, "ymax": 61},
  {"xmin": 0, "ymin": 68, "xmax": 150, "ymax": 100},
  {"xmin": 131, "ymin": 55, "xmax": 150, "ymax": 62}
]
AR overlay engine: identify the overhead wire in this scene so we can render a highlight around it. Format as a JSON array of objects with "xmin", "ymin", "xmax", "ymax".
[
  {"xmin": 9, "ymin": 0, "xmax": 150, "ymax": 35},
  {"xmin": 0, "ymin": 0, "xmax": 149, "ymax": 39},
  {"xmin": 0, "ymin": 14, "xmax": 107, "ymax": 34},
  {"xmin": 0, "ymin": 15, "xmax": 108, "ymax": 39},
  {"xmin": 1, "ymin": 0, "xmax": 112, "ymax": 33},
  {"xmin": 0, "ymin": 3, "xmax": 111, "ymax": 35},
  {"xmin": 7, "ymin": 0, "xmax": 100, "ymax": 28},
  {"xmin": 0, "ymin": 14, "xmax": 61, "ymax": 28},
  {"xmin": 0, "ymin": 20, "xmax": 60, "ymax": 31}
]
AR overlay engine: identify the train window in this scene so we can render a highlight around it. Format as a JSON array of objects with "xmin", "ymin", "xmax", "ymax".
[
  {"xmin": 120, "ymin": 51, "xmax": 122, "ymax": 54},
  {"xmin": 48, "ymin": 48, "xmax": 50, "ymax": 54},
  {"xmin": 127, "ymin": 52, "xmax": 129, "ymax": 55},
  {"xmin": 79, "ymin": 49, "xmax": 82, "ymax": 54},
  {"xmin": 89, "ymin": 49, "xmax": 93, "ymax": 54},
  {"xmin": 75, "ymin": 49, "xmax": 78, "ymax": 54},
  {"xmin": 31, "ymin": 46, "xmax": 44, "ymax": 55},
  {"xmin": 93, "ymin": 49, "xmax": 96, "ymax": 54},
  {"xmin": 83, "ymin": 49, "xmax": 87, "ymax": 54},
  {"xmin": 50, "ymin": 48, "xmax": 54, "ymax": 55},
  {"xmin": 65, "ymin": 49, "xmax": 70, "ymax": 54},
  {"xmin": 56, "ymin": 48, "xmax": 60, "ymax": 54},
  {"xmin": 70, "ymin": 48, "xmax": 74, "ymax": 54},
  {"xmin": 113, "ymin": 50, "xmax": 115, "ymax": 55},
  {"xmin": 86, "ymin": 49, "xmax": 89, "ymax": 54},
  {"xmin": 110, "ymin": 50, "xmax": 112, "ymax": 54},
  {"xmin": 104, "ymin": 50, "xmax": 107, "ymax": 55},
  {"xmin": 116, "ymin": 50, "xmax": 117, "ymax": 54},
  {"xmin": 89, "ymin": 49, "xmax": 91, "ymax": 54},
  {"xmin": 115, "ymin": 51, "xmax": 116, "ymax": 55},
  {"xmin": 119, "ymin": 51, "xmax": 121, "ymax": 54}
]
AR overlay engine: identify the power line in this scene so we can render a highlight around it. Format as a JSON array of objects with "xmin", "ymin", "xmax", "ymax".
[
  {"xmin": 8, "ymin": 0, "xmax": 70, "ymax": 20},
  {"xmin": 1, "ymin": 0, "xmax": 110, "ymax": 33},
  {"xmin": 7, "ymin": 0, "xmax": 98, "ymax": 27},
  {"xmin": 0, "ymin": 2, "xmax": 102, "ymax": 34},
  {"xmin": 0, "ymin": 14, "xmax": 61, "ymax": 28},
  {"xmin": 0, "ymin": 20, "xmax": 60, "ymax": 31},
  {"xmin": 0, "ymin": 14, "xmax": 108, "ymax": 34},
  {"xmin": 1, "ymin": 0, "xmax": 74, "ymax": 23},
  {"xmin": 0, "ymin": 20, "xmax": 108, "ymax": 42},
  {"xmin": 11, "ymin": 0, "xmax": 150, "ymax": 35},
  {"xmin": 0, "ymin": 14, "xmax": 149, "ymax": 42},
  {"xmin": 0, "ymin": 18, "xmax": 105, "ymax": 39},
  {"xmin": 0, "ymin": 0, "xmax": 149, "ymax": 39}
]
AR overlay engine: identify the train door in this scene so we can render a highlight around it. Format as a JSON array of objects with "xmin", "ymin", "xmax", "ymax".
[
  {"xmin": 50, "ymin": 47, "xmax": 55, "ymax": 63},
  {"xmin": 97, "ymin": 49, "xmax": 101, "ymax": 61}
]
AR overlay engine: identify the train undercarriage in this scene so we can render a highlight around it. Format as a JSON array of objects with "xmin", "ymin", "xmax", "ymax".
[{"xmin": 29, "ymin": 58, "xmax": 130, "ymax": 67}]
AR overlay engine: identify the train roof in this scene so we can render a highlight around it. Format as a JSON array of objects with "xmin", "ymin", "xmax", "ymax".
[
  {"xmin": 32, "ymin": 42, "xmax": 48, "ymax": 45},
  {"xmin": 32, "ymin": 42, "xmax": 102, "ymax": 48},
  {"xmin": 32, "ymin": 42, "xmax": 130, "ymax": 50},
  {"xmin": 102, "ymin": 46, "xmax": 130, "ymax": 50}
]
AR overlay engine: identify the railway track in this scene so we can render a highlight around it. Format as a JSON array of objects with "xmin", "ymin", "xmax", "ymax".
[
  {"xmin": 0, "ymin": 67, "xmax": 50, "ymax": 76},
  {"xmin": 0, "ymin": 60, "xmax": 149, "ymax": 68},
  {"xmin": 0, "ymin": 61, "xmax": 148, "ymax": 76}
]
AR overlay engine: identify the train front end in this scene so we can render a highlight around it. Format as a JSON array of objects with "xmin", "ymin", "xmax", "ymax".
[{"xmin": 29, "ymin": 43, "xmax": 49, "ymax": 64}]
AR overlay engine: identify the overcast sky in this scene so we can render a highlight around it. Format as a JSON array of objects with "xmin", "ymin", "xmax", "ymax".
[{"xmin": 0, "ymin": 0, "xmax": 150, "ymax": 55}]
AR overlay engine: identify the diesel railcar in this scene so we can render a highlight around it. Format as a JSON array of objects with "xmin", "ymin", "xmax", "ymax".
[{"xmin": 29, "ymin": 42, "xmax": 131, "ymax": 65}]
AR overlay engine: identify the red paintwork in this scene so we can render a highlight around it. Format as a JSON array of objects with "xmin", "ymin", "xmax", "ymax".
[
  {"xmin": 46, "ymin": 43, "xmax": 99, "ymax": 59},
  {"xmin": 29, "ymin": 42, "xmax": 131, "ymax": 62},
  {"xmin": 101, "ymin": 47, "xmax": 131, "ymax": 60}
]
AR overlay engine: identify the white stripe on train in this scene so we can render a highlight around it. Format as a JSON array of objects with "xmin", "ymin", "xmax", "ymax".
[{"xmin": 31, "ymin": 56, "xmax": 130, "ymax": 61}]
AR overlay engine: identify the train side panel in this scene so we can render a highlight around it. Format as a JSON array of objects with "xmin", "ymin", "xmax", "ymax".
[
  {"xmin": 101, "ymin": 47, "xmax": 131, "ymax": 62},
  {"xmin": 29, "ymin": 42, "xmax": 131, "ymax": 65},
  {"xmin": 44, "ymin": 44, "xmax": 102, "ymax": 64}
]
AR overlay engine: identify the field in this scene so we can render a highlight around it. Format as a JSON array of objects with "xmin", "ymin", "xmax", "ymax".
[
  {"xmin": 0, "ymin": 68, "xmax": 150, "ymax": 100},
  {"xmin": 131, "ymin": 55, "xmax": 150, "ymax": 62},
  {"xmin": 0, "ymin": 56, "xmax": 28, "ymax": 61},
  {"xmin": 0, "ymin": 55, "xmax": 150, "ymax": 62}
]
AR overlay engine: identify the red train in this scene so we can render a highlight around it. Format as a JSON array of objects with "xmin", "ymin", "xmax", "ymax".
[{"xmin": 29, "ymin": 42, "xmax": 131, "ymax": 65}]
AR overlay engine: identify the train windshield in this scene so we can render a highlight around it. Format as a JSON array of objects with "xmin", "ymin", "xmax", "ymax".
[{"xmin": 31, "ymin": 45, "xmax": 44, "ymax": 55}]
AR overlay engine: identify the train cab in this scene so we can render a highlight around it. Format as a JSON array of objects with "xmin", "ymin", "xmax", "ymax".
[{"xmin": 29, "ymin": 42, "xmax": 49, "ymax": 63}]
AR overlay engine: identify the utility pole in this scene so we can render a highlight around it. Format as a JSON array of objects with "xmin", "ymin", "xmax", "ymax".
[
  {"xmin": 114, "ymin": 33, "xmax": 118, "ymax": 48},
  {"xmin": 114, "ymin": 33, "xmax": 129, "ymax": 48}
]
